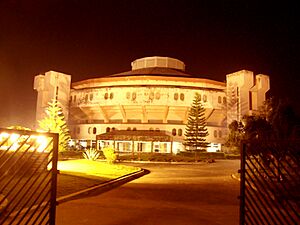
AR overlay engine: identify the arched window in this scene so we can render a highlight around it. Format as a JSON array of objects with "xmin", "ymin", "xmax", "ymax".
[
  {"xmin": 93, "ymin": 127, "xmax": 97, "ymax": 134},
  {"xmin": 180, "ymin": 93, "xmax": 185, "ymax": 101},
  {"xmin": 149, "ymin": 127, "xmax": 154, "ymax": 131},
  {"xmin": 132, "ymin": 127, "xmax": 137, "ymax": 131},
  {"xmin": 85, "ymin": 94, "xmax": 88, "ymax": 103},
  {"xmin": 218, "ymin": 130, "xmax": 222, "ymax": 138},
  {"xmin": 104, "ymin": 93, "xmax": 109, "ymax": 100},
  {"xmin": 112, "ymin": 127, "xmax": 116, "ymax": 131},
  {"xmin": 174, "ymin": 93, "xmax": 178, "ymax": 100},
  {"xmin": 88, "ymin": 127, "xmax": 92, "ymax": 134},
  {"xmin": 214, "ymin": 130, "xmax": 217, "ymax": 138},
  {"xmin": 127, "ymin": 127, "xmax": 131, "ymax": 131},
  {"xmin": 223, "ymin": 97, "xmax": 227, "ymax": 104},
  {"xmin": 218, "ymin": 96, "xmax": 222, "ymax": 103},
  {"xmin": 69, "ymin": 96, "xmax": 73, "ymax": 102},
  {"xmin": 149, "ymin": 92, "xmax": 154, "ymax": 100},
  {"xmin": 106, "ymin": 127, "xmax": 111, "ymax": 132},
  {"xmin": 132, "ymin": 92, "xmax": 136, "ymax": 100},
  {"xmin": 110, "ymin": 93, "xmax": 114, "ymax": 99},
  {"xmin": 172, "ymin": 128, "xmax": 176, "ymax": 136},
  {"xmin": 178, "ymin": 129, "xmax": 183, "ymax": 136},
  {"xmin": 203, "ymin": 95, "xmax": 207, "ymax": 102},
  {"xmin": 89, "ymin": 93, "xmax": 93, "ymax": 101},
  {"xmin": 126, "ymin": 92, "xmax": 131, "ymax": 99},
  {"xmin": 155, "ymin": 92, "xmax": 160, "ymax": 100}
]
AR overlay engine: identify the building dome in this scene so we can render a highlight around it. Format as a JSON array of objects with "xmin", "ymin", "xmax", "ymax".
[
  {"xmin": 109, "ymin": 56, "xmax": 190, "ymax": 78},
  {"xmin": 131, "ymin": 56, "xmax": 185, "ymax": 71}
]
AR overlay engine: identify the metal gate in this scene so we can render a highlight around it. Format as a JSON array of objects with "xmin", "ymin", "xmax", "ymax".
[
  {"xmin": 239, "ymin": 141, "xmax": 300, "ymax": 225},
  {"xmin": 0, "ymin": 128, "xmax": 58, "ymax": 225}
]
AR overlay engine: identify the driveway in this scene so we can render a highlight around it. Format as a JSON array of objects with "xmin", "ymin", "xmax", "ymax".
[{"xmin": 56, "ymin": 160, "xmax": 240, "ymax": 225}]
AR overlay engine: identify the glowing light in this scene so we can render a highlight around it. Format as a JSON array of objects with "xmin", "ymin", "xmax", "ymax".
[
  {"xmin": 0, "ymin": 132, "xmax": 9, "ymax": 139},
  {"xmin": 10, "ymin": 133, "xmax": 20, "ymax": 142},
  {"xmin": 35, "ymin": 135, "xmax": 48, "ymax": 152},
  {"xmin": 68, "ymin": 139, "xmax": 75, "ymax": 147}
]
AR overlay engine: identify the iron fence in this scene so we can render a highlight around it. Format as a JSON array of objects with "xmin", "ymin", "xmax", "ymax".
[
  {"xmin": 0, "ymin": 128, "xmax": 58, "ymax": 225},
  {"xmin": 239, "ymin": 141, "xmax": 300, "ymax": 225}
]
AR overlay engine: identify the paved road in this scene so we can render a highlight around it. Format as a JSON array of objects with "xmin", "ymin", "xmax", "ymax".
[{"xmin": 56, "ymin": 160, "xmax": 240, "ymax": 225}]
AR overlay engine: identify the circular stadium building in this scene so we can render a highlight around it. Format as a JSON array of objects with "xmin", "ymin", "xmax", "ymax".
[{"xmin": 34, "ymin": 56, "xmax": 270, "ymax": 154}]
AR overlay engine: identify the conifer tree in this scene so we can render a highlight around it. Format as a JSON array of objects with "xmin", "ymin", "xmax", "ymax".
[
  {"xmin": 38, "ymin": 99, "xmax": 70, "ymax": 152},
  {"xmin": 184, "ymin": 93, "xmax": 209, "ymax": 151}
]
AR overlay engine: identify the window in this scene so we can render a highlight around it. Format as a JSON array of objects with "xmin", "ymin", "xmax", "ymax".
[
  {"xmin": 218, "ymin": 130, "xmax": 222, "ymax": 138},
  {"xmin": 89, "ymin": 93, "xmax": 93, "ymax": 101},
  {"xmin": 218, "ymin": 96, "xmax": 222, "ymax": 103},
  {"xmin": 126, "ymin": 92, "xmax": 131, "ymax": 99},
  {"xmin": 178, "ymin": 129, "xmax": 183, "ymax": 136},
  {"xmin": 149, "ymin": 127, "xmax": 154, "ymax": 131},
  {"xmin": 110, "ymin": 93, "xmax": 114, "ymax": 99},
  {"xmin": 69, "ymin": 96, "xmax": 72, "ymax": 102},
  {"xmin": 149, "ymin": 92, "xmax": 154, "ymax": 100},
  {"xmin": 85, "ymin": 94, "xmax": 88, "ymax": 103},
  {"xmin": 132, "ymin": 127, "xmax": 137, "ymax": 131},
  {"xmin": 93, "ymin": 127, "xmax": 97, "ymax": 134},
  {"xmin": 104, "ymin": 93, "xmax": 109, "ymax": 100},
  {"xmin": 223, "ymin": 97, "xmax": 226, "ymax": 104},
  {"xmin": 132, "ymin": 92, "xmax": 136, "ymax": 100},
  {"xmin": 88, "ymin": 127, "xmax": 92, "ymax": 134},
  {"xmin": 172, "ymin": 128, "xmax": 176, "ymax": 136},
  {"xmin": 127, "ymin": 127, "xmax": 131, "ymax": 131},
  {"xmin": 155, "ymin": 92, "xmax": 160, "ymax": 100},
  {"xmin": 112, "ymin": 127, "xmax": 116, "ymax": 131},
  {"xmin": 180, "ymin": 93, "xmax": 184, "ymax": 101},
  {"xmin": 203, "ymin": 95, "xmax": 207, "ymax": 102},
  {"xmin": 74, "ymin": 95, "xmax": 76, "ymax": 103},
  {"xmin": 106, "ymin": 127, "xmax": 110, "ymax": 132},
  {"xmin": 174, "ymin": 93, "xmax": 178, "ymax": 100},
  {"xmin": 214, "ymin": 130, "xmax": 217, "ymax": 138}
]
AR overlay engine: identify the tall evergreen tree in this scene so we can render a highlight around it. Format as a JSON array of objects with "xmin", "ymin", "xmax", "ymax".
[
  {"xmin": 184, "ymin": 93, "xmax": 209, "ymax": 151},
  {"xmin": 38, "ymin": 99, "xmax": 70, "ymax": 152}
]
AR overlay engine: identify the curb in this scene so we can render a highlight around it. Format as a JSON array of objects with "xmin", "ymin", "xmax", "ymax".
[
  {"xmin": 231, "ymin": 173, "xmax": 240, "ymax": 181},
  {"xmin": 56, "ymin": 169, "xmax": 149, "ymax": 204}
]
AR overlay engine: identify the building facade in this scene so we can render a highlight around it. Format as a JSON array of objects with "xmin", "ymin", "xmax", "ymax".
[{"xmin": 34, "ymin": 56, "xmax": 270, "ymax": 153}]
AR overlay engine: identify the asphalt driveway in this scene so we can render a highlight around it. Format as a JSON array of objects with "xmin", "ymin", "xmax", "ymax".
[{"xmin": 56, "ymin": 160, "xmax": 240, "ymax": 225}]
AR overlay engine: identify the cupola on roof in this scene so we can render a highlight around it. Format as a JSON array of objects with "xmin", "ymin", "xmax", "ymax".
[{"xmin": 131, "ymin": 56, "xmax": 185, "ymax": 71}]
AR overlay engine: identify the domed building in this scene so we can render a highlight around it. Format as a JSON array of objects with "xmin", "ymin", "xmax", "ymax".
[{"xmin": 34, "ymin": 56, "xmax": 270, "ymax": 153}]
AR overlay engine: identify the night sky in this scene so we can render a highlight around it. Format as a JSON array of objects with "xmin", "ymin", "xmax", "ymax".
[{"xmin": 0, "ymin": 0, "xmax": 299, "ymax": 128}]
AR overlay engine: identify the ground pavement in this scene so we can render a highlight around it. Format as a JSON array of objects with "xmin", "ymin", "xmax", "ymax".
[{"xmin": 56, "ymin": 160, "xmax": 240, "ymax": 225}]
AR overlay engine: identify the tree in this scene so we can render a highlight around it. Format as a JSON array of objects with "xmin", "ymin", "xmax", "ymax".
[
  {"xmin": 38, "ymin": 99, "xmax": 70, "ymax": 152},
  {"xmin": 226, "ymin": 120, "xmax": 244, "ymax": 149},
  {"xmin": 184, "ymin": 93, "xmax": 209, "ymax": 152}
]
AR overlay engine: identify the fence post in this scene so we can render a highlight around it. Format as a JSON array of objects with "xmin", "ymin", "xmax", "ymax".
[
  {"xmin": 49, "ymin": 133, "xmax": 59, "ymax": 225},
  {"xmin": 239, "ymin": 142, "xmax": 246, "ymax": 225}
]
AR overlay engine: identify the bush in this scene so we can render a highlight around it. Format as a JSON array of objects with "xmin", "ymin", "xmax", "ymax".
[
  {"xmin": 83, "ymin": 148, "xmax": 100, "ymax": 161},
  {"xmin": 102, "ymin": 146, "xmax": 117, "ymax": 164}
]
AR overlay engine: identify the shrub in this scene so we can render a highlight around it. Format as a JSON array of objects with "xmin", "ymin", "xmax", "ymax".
[
  {"xmin": 83, "ymin": 148, "xmax": 100, "ymax": 161},
  {"xmin": 102, "ymin": 146, "xmax": 117, "ymax": 164}
]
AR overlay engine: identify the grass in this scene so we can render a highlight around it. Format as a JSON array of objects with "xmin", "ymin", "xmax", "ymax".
[{"xmin": 57, "ymin": 159, "xmax": 141, "ymax": 179}]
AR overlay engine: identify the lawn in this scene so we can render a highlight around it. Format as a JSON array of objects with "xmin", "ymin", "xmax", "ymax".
[{"xmin": 57, "ymin": 159, "xmax": 141, "ymax": 179}]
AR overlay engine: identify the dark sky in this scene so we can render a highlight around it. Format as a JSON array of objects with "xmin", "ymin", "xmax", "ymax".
[{"xmin": 0, "ymin": 0, "xmax": 299, "ymax": 128}]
